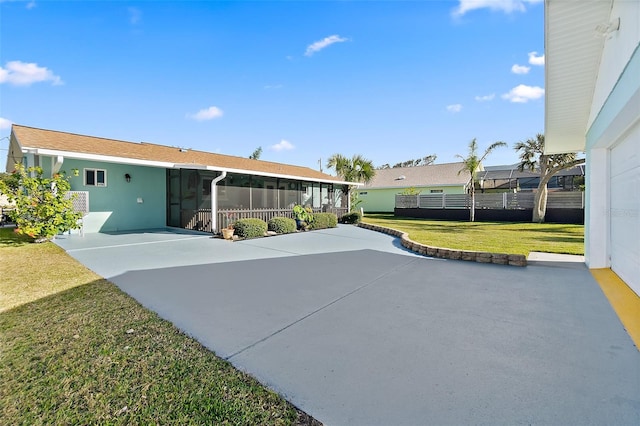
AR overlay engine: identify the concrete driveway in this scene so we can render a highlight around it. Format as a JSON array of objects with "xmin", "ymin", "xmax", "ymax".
[{"xmin": 55, "ymin": 226, "xmax": 640, "ymax": 426}]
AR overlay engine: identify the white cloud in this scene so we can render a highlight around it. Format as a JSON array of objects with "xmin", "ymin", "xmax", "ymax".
[
  {"xmin": 305, "ymin": 35, "xmax": 348, "ymax": 57},
  {"xmin": 511, "ymin": 64, "xmax": 530, "ymax": 74},
  {"xmin": 446, "ymin": 104, "xmax": 463, "ymax": 113},
  {"xmin": 270, "ymin": 139, "xmax": 295, "ymax": 151},
  {"xmin": 0, "ymin": 117, "xmax": 12, "ymax": 129},
  {"xmin": 128, "ymin": 7, "xmax": 142, "ymax": 25},
  {"xmin": 187, "ymin": 106, "xmax": 224, "ymax": 121},
  {"xmin": 0, "ymin": 61, "xmax": 63, "ymax": 86},
  {"xmin": 453, "ymin": 0, "xmax": 542, "ymax": 17},
  {"xmin": 475, "ymin": 94, "xmax": 495, "ymax": 102},
  {"xmin": 26, "ymin": 1, "xmax": 36, "ymax": 9},
  {"xmin": 264, "ymin": 84, "xmax": 283, "ymax": 90},
  {"xmin": 502, "ymin": 84, "xmax": 544, "ymax": 103},
  {"xmin": 528, "ymin": 51, "xmax": 545, "ymax": 66}
]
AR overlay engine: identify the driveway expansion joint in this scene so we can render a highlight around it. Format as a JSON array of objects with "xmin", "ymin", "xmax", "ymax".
[{"xmin": 224, "ymin": 256, "xmax": 421, "ymax": 361}]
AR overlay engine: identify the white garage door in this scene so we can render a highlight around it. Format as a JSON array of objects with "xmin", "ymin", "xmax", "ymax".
[{"xmin": 610, "ymin": 122, "xmax": 640, "ymax": 296}]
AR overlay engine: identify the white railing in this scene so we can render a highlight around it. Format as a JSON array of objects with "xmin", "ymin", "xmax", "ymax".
[{"xmin": 180, "ymin": 207, "xmax": 349, "ymax": 233}]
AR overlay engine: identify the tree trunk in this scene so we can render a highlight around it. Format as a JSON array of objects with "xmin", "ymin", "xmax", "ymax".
[
  {"xmin": 470, "ymin": 188, "xmax": 475, "ymax": 222},
  {"xmin": 533, "ymin": 184, "xmax": 547, "ymax": 223}
]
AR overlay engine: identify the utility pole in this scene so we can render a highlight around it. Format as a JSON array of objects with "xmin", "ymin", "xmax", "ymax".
[{"xmin": 318, "ymin": 158, "xmax": 323, "ymax": 172}]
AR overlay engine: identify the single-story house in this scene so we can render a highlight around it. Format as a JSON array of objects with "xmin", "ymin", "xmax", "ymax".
[
  {"xmin": 4, "ymin": 125, "xmax": 355, "ymax": 234},
  {"xmin": 545, "ymin": 0, "xmax": 639, "ymax": 296},
  {"xmin": 355, "ymin": 162, "xmax": 470, "ymax": 213}
]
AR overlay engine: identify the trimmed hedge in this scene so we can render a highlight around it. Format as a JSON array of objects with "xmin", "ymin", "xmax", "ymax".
[
  {"xmin": 267, "ymin": 217, "xmax": 297, "ymax": 234},
  {"xmin": 233, "ymin": 218, "xmax": 268, "ymax": 238},
  {"xmin": 340, "ymin": 212, "xmax": 362, "ymax": 224},
  {"xmin": 309, "ymin": 213, "xmax": 338, "ymax": 230}
]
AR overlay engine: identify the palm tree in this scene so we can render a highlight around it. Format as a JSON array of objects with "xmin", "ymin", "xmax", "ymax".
[
  {"xmin": 514, "ymin": 133, "xmax": 585, "ymax": 223},
  {"xmin": 326, "ymin": 154, "xmax": 375, "ymax": 211},
  {"xmin": 326, "ymin": 154, "xmax": 375, "ymax": 183},
  {"xmin": 456, "ymin": 138, "xmax": 507, "ymax": 222}
]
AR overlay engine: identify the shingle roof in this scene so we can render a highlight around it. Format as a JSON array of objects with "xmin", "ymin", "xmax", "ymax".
[
  {"xmin": 11, "ymin": 125, "xmax": 346, "ymax": 183},
  {"xmin": 362, "ymin": 162, "xmax": 470, "ymax": 189}
]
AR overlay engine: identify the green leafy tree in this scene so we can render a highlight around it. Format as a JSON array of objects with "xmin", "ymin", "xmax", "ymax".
[
  {"xmin": 456, "ymin": 138, "xmax": 507, "ymax": 222},
  {"xmin": 249, "ymin": 146, "xmax": 262, "ymax": 160},
  {"xmin": 0, "ymin": 164, "xmax": 82, "ymax": 242},
  {"xmin": 378, "ymin": 154, "xmax": 437, "ymax": 169},
  {"xmin": 514, "ymin": 133, "xmax": 585, "ymax": 223},
  {"xmin": 326, "ymin": 154, "xmax": 375, "ymax": 211}
]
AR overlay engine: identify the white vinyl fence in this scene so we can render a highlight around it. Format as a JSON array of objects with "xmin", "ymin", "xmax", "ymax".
[{"xmin": 396, "ymin": 192, "xmax": 584, "ymax": 210}]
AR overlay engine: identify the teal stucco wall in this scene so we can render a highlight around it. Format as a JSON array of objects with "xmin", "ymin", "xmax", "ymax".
[
  {"xmin": 57, "ymin": 159, "xmax": 166, "ymax": 233},
  {"xmin": 356, "ymin": 186, "xmax": 465, "ymax": 213}
]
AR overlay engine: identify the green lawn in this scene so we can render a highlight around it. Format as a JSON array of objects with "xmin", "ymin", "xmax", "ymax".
[
  {"xmin": 361, "ymin": 214, "xmax": 584, "ymax": 256},
  {"xmin": 0, "ymin": 228, "xmax": 314, "ymax": 425}
]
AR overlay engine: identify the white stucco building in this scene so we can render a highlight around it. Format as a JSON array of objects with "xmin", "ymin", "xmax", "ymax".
[{"xmin": 545, "ymin": 0, "xmax": 639, "ymax": 296}]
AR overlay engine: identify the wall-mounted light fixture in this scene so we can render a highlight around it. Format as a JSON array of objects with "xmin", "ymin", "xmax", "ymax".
[
  {"xmin": 125, "ymin": 173, "xmax": 131, "ymax": 183},
  {"xmin": 595, "ymin": 17, "xmax": 620, "ymax": 39}
]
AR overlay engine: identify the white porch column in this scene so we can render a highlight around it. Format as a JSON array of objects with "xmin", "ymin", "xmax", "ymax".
[{"xmin": 585, "ymin": 148, "xmax": 610, "ymax": 268}]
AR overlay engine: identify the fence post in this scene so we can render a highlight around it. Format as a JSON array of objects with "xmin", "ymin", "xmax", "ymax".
[
  {"xmin": 442, "ymin": 193, "xmax": 446, "ymax": 209},
  {"xmin": 503, "ymin": 192, "xmax": 507, "ymax": 209},
  {"xmin": 416, "ymin": 194, "xmax": 420, "ymax": 208}
]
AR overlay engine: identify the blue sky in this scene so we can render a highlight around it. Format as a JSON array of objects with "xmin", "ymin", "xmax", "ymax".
[{"xmin": 1, "ymin": 0, "xmax": 545, "ymax": 172}]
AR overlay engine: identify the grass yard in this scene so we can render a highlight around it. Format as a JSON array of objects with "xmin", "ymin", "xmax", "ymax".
[
  {"xmin": 0, "ymin": 228, "xmax": 315, "ymax": 425},
  {"xmin": 361, "ymin": 214, "xmax": 584, "ymax": 256}
]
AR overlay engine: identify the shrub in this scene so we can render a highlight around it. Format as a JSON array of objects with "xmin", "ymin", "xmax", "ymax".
[
  {"xmin": 233, "ymin": 218, "xmax": 268, "ymax": 238},
  {"xmin": 340, "ymin": 212, "xmax": 362, "ymax": 224},
  {"xmin": 0, "ymin": 165, "xmax": 82, "ymax": 242},
  {"xmin": 309, "ymin": 213, "xmax": 338, "ymax": 230},
  {"xmin": 267, "ymin": 217, "xmax": 296, "ymax": 234}
]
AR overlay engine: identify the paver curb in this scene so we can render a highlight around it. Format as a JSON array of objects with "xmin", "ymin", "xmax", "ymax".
[{"xmin": 357, "ymin": 222, "xmax": 527, "ymax": 267}]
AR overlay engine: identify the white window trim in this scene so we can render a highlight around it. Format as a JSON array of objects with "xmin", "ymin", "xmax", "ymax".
[{"xmin": 84, "ymin": 168, "xmax": 107, "ymax": 187}]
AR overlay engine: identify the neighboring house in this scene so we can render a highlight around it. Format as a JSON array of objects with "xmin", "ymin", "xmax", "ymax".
[
  {"xmin": 355, "ymin": 162, "xmax": 470, "ymax": 213},
  {"xmin": 479, "ymin": 164, "xmax": 585, "ymax": 192},
  {"xmin": 545, "ymin": 0, "xmax": 639, "ymax": 296},
  {"xmin": 4, "ymin": 125, "xmax": 354, "ymax": 233}
]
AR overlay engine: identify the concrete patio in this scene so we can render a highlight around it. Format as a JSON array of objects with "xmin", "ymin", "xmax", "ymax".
[{"xmin": 55, "ymin": 225, "xmax": 640, "ymax": 425}]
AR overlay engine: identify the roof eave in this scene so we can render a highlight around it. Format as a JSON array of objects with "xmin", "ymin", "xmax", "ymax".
[
  {"xmin": 22, "ymin": 147, "xmax": 357, "ymax": 186},
  {"xmin": 544, "ymin": 0, "xmax": 612, "ymax": 155}
]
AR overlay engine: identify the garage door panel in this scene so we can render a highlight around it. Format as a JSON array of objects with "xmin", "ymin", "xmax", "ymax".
[
  {"xmin": 610, "ymin": 123, "xmax": 639, "ymax": 296},
  {"xmin": 610, "ymin": 127, "xmax": 638, "ymax": 177}
]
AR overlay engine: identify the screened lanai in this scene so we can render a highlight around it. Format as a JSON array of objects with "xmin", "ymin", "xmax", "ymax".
[{"xmin": 167, "ymin": 168, "xmax": 349, "ymax": 233}]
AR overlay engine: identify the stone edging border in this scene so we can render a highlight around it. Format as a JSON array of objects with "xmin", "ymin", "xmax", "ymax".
[{"xmin": 357, "ymin": 222, "xmax": 527, "ymax": 267}]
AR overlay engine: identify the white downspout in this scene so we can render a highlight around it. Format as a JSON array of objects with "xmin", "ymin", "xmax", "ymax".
[{"xmin": 210, "ymin": 170, "xmax": 227, "ymax": 233}]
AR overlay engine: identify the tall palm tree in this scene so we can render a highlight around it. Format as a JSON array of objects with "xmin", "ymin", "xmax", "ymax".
[
  {"xmin": 514, "ymin": 133, "xmax": 584, "ymax": 222},
  {"xmin": 326, "ymin": 153, "xmax": 375, "ymax": 211},
  {"xmin": 456, "ymin": 138, "xmax": 507, "ymax": 222}
]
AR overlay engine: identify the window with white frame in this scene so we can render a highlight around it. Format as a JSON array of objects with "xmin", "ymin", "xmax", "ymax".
[{"xmin": 84, "ymin": 168, "xmax": 107, "ymax": 187}]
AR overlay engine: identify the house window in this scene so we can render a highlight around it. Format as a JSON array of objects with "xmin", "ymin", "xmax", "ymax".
[
  {"xmin": 85, "ymin": 169, "xmax": 107, "ymax": 187},
  {"xmin": 430, "ymin": 189, "xmax": 443, "ymax": 193}
]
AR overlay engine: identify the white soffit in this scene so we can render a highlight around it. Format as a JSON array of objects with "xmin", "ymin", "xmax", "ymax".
[{"xmin": 545, "ymin": 0, "xmax": 612, "ymax": 154}]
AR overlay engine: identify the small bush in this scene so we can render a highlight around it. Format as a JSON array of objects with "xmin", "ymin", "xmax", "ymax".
[
  {"xmin": 340, "ymin": 212, "xmax": 362, "ymax": 224},
  {"xmin": 268, "ymin": 217, "xmax": 296, "ymax": 234},
  {"xmin": 233, "ymin": 218, "xmax": 268, "ymax": 238},
  {"xmin": 309, "ymin": 213, "xmax": 338, "ymax": 230}
]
